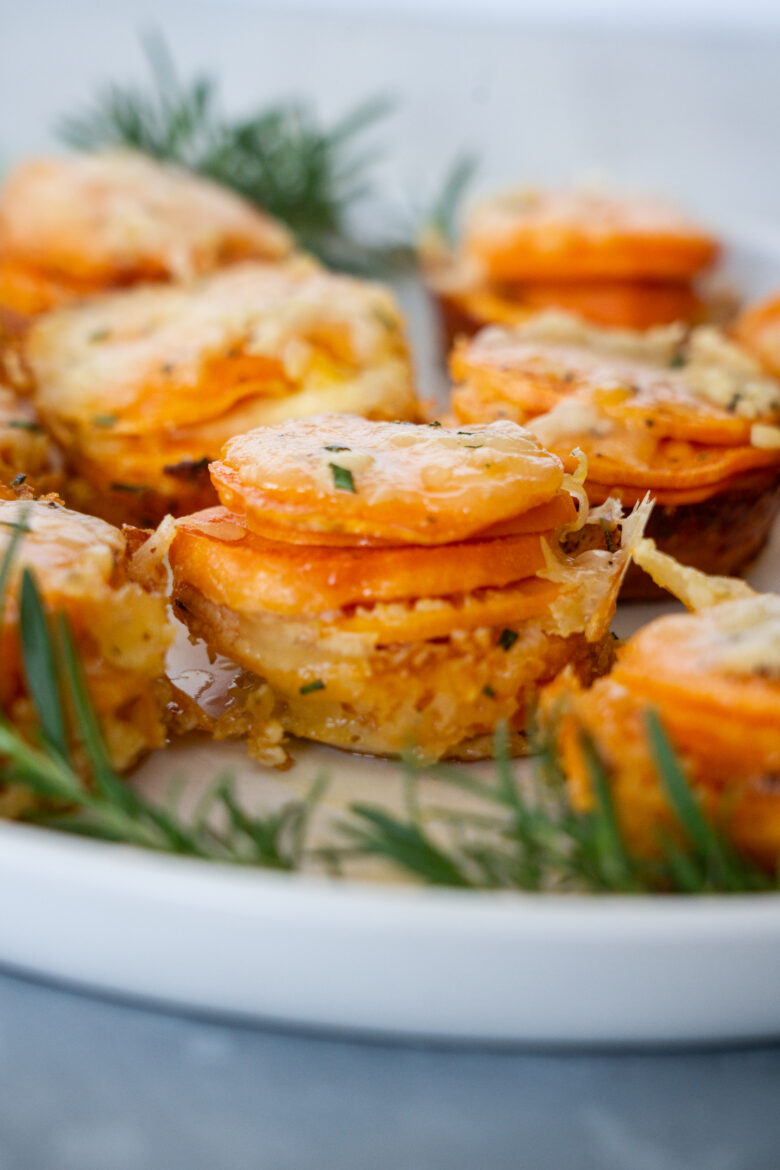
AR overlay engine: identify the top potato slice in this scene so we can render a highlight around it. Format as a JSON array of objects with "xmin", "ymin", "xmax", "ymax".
[
  {"xmin": 0, "ymin": 151, "xmax": 293, "ymax": 294},
  {"xmin": 211, "ymin": 415, "xmax": 568, "ymax": 545},
  {"xmin": 27, "ymin": 258, "xmax": 415, "ymax": 439},
  {"xmin": 463, "ymin": 188, "xmax": 719, "ymax": 282},
  {"xmin": 452, "ymin": 313, "xmax": 780, "ymax": 445},
  {"xmin": 611, "ymin": 596, "xmax": 780, "ymax": 771}
]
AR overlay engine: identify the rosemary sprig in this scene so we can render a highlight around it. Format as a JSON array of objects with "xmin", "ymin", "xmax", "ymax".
[
  {"xmin": 426, "ymin": 152, "xmax": 477, "ymax": 244},
  {"xmin": 0, "ymin": 508, "xmax": 774, "ymax": 894},
  {"xmin": 341, "ymin": 723, "xmax": 777, "ymax": 895},
  {"xmin": 59, "ymin": 32, "xmax": 395, "ymax": 271}
]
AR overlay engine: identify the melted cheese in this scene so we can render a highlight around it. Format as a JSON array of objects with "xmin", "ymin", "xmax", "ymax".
[
  {"xmin": 683, "ymin": 328, "xmax": 780, "ymax": 420},
  {"xmin": 706, "ymin": 595, "xmax": 780, "ymax": 678},
  {"xmin": 631, "ymin": 537, "xmax": 755, "ymax": 611},
  {"xmin": 27, "ymin": 258, "xmax": 413, "ymax": 434}
]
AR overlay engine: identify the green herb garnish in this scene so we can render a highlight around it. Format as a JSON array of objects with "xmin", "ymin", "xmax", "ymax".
[
  {"xmin": 329, "ymin": 463, "xmax": 356, "ymax": 493},
  {"xmin": 299, "ymin": 680, "xmax": 326, "ymax": 696},
  {"xmin": 497, "ymin": 628, "xmax": 519, "ymax": 651},
  {"xmin": 8, "ymin": 420, "xmax": 43, "ymax": 434},
  {"xmin": 92, "ymin": 414, "xmax": 118, "ymax": 428}
]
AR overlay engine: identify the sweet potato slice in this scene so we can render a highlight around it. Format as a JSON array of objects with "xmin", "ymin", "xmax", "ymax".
[
  {"xmin": 452, "ymin": 325, "xmax": 779, "ymax": 445},
  {"xmin": 463, "ymin": 189, "xmax": 719, "ymax": 282},
  {"xmin": 172, "ymin": 507, "xmax": 553, "ymax": 614},
  {"xmin": 212, "ymin": 415, "xmax": 566, "ymax": 546}
]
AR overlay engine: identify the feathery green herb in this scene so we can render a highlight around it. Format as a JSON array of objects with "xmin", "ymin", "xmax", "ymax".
[
  {"xmin": 341, "ymin": 724, "xmax": 778, "ymax": 894},
  {"xmin": 426, "ymin": 152, "xmax": 477, "ymax": 243},
  {"xmin": 59, "ymin": 32, "xmax": 396, "ymax": 271}
]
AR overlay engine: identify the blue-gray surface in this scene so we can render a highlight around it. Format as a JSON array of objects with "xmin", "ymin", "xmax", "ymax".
[{"xmin": 0, "ymin": 968, "xmax": 778, "ymax": 1170}]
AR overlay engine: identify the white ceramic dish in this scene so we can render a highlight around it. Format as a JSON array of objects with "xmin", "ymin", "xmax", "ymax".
[{"xmin": 0, "ymin": 228, "xmax": 779, "ymax": 1046}]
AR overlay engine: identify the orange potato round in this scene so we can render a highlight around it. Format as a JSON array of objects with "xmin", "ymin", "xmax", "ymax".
[
  {"xmin": 613, "ymin": 601, "xmax": 780, "ymax": 741},
  {"xmin": 541, "ymin": 594, "xmax": 780, "ymax": 866},
  {"xmin": 734, "ymin": 293, "xmax": 780, "ymax": 378},
  {"xmin": 211, "ymin": 414, "xmax": 567, "ymax": 546},
  {"xmin": 172, "ymin": 506, "xmax": 553, "ymax": 615},
  {"xmin": 545, "ymin": 430, "xmax": 780, "ymax": 491},
  {"xmin": 27, "ymin": 257, "xmax": 410, "ymax": 435},
  {"xmin": 330, "ymin": 578, "xmax": 560, "ymax": 643},
  {"xmin": 207, "ymin": 492, "xmax": 577, "ymax": 547},
  {"xmin": 463, "ymin": 188, "xmax": 719, "ymax": 282},
  {"xmin": 507, "ymin": 278, "xmax": 700, "ymax": 330},
  {"xmin": 452, "ymin": 324, "xmax": 780, "ymax": 446},
  {"xmin": 0, "ymin": 152, "xmax": 293, "ymax": 303},
  {"xmin": 441, "ymin": 279, "xmax": 700, "ymax": 335}
]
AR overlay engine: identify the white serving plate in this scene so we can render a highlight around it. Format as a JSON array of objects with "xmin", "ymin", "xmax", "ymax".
[{"xmin": 0, "ymin": 229, "xmax": 779, "ymax": 1046}]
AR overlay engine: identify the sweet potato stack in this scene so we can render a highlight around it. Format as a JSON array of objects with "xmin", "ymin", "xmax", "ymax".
[
  {"xmin": 0, "ymin": 151, "xmax": 293, "ymax": 318},
  {"xmin": 541, "ymin": 546, "xmax": 780, "ymax": 869},
  {"xmin": 451, "ymin": 312, "xmax": 780, "ymax": 596},
  {"xmin": 25, "ymin": 257, "xmax": 418, "ymax": 527},
  {"xmin": 168, "ymin": 414, "xmax": 646, "ymax": 763},
  {"xmin": 423, "ymin": 187, "xmax": 720, "ymax": 342}
]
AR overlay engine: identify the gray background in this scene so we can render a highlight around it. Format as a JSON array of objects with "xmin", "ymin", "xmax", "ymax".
[{"xmin": 3, "ymin": 2, "xmax": 780, "ymax": 1166}]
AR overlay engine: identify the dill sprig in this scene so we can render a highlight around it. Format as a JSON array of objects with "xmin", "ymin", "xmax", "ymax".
[
  {"xmin": 0, "ymin": 506, "xmax": 774, "ymax": 894},
  {"xmin": 58, "ymin": 32, "xmax": 396, "ymax": 272}
]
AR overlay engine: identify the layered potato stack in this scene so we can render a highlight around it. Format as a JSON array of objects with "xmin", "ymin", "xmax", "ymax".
[
  {"xmin": 423, "ymin": 187, "xmax": 720, "ymax": 340},
  {"xmin": 541, "ymin": 546, "xmax": 780, "ymax": 868},
  {"xmin": 168, "ymin": 414, "xmax": 646, "ymax": 762},
  {"xmin": 0, "ymin": 151, "xmax": 294, "ymax": 317},
  {"xmin": 0, "ymin": 497, "xmax": 173, "ymax": 802},
  {"xmin": 25, "ymin": 257, "xmax": 418, "ymax": 526},
  {"xmin": 451, "ymin": 312, "xmax": 780, "ymax": 594}
]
